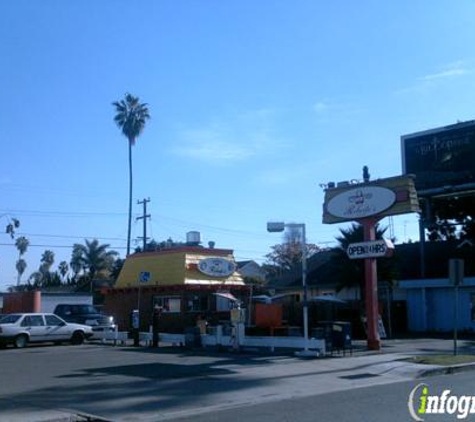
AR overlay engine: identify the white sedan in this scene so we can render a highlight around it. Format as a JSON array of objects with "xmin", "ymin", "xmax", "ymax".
[{"xmin": 0, "ymin": 313, "xmax": 94, "ymax": 348}]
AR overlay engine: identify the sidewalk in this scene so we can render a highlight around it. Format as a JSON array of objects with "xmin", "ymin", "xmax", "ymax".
[{"xmin": 0, "ymin": 399, "xmax": 88, "ymax": 422}]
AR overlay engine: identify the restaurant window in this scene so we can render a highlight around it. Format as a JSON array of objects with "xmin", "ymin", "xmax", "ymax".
[
  {"xmin": 216, "ymin": 295, "xmax": 232, "ymax": 311},
  {"xmin": 186, "ymin": 295, "xmax": 208, "ymax": 312},
  {"xmin": 153, "ymin": 296, "xmax": 181, "ymax": 313}
]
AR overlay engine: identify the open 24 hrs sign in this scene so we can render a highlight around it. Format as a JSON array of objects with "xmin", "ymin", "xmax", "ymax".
[{"xmin": 346, "ymin": 239, "xmax": 394, "ymax": 260}]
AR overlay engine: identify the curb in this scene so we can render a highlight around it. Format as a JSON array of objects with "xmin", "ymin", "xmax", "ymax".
[{"xmin": 417, "ymin": 362, "xmax": 475, "ymax": 378}]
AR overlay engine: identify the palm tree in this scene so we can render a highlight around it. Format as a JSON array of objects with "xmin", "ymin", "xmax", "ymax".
[
  {"xmin": 15, "ymin": 259, "xmax": 27, "ymax": 284},
  {"xmin": 74, "ymin": 239, "xmax": 118, "ymax": 292},
  {"xmin": 70, "ymin": 244, "xmax": 84, "ymax": 283},
  {"xmin": 15, "ymin": 236, "xmax": 29, "ymax": 255},
  {"xmin": 58, "ymin": 261, "xmax": 69, "ymax": 282},
  {"xmin": 332, "ymin": 223, "xmax": 397, "ymax": 296},
  {"xmin": 15, "ymin": 236, "xmax": 29, "ymax": 285},
  {"xmin": 39, "ymin": 250, "xmax": 56, "ymax": 287},
  {"xmin": 40, "ymin": 250, "xmax": 55, "ymax": 274},
  {"xmin": 112, "ymin": 93, "xmax": 151, "ymax": 256}
]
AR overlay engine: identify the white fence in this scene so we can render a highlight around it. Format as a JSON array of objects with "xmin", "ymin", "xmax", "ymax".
[{"xmin": 93, "ymin": 324, "xmax": 325, "ymax": 354}]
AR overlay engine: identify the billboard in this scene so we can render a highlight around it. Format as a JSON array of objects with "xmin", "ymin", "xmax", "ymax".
[{"xmin": 401, "ymin": 120, "xmax": 475, "ymax": 193}]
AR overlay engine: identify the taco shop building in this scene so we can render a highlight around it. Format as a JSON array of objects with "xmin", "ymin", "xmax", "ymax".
[{"xmin": 103, "ymin": 247, "xmax": 249, "ymax": 332}]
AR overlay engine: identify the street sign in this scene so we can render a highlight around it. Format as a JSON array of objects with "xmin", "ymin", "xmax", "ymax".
[
  {"xmin": 347, "ymin": 239, "xmax": 394, "ymax": 260},
  {"xmin": 139, "ymin": 271, "xmax": 151, "ymax": 283}
]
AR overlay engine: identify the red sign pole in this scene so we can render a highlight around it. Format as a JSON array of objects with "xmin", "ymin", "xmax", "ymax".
[{"xmin": 362, "ymin": 217, "xmax": 381, "ymax": 351}]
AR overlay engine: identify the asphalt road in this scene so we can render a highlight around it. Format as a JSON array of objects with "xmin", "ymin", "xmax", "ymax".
[
  {"xmin": 0, "ymin": 340, "xmax": 473, "ymax": 421},
  {"xmin": 171, "ymin": 372, "xmax": 475, "ymax": 422}
]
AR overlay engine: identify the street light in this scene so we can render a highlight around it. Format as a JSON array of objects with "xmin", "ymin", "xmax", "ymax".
[{"xmin": 267, "ymin": 222, "xmax": 319, "ymax": 357}]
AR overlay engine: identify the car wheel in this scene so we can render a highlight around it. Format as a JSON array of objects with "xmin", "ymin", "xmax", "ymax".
[
  {"xmin": 14, "ymin": 334, "xmax": 28, "ymax": 349},
  {"xmin": 71, "ymin": 331, "xmax": 85, "ymax": 345}
]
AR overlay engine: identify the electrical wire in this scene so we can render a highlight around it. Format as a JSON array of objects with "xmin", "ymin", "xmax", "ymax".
[
  {"xmin": 0, "ymin": 243, "xmax": 127, "ymax": 250},
  {"xmin": 10, "ymin": 232, "xmax": 126, "ymax": 241}
]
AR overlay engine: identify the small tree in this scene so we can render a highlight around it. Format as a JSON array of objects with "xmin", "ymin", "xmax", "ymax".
[
  {"xmin": 265, "ymin": 227, "xmax": 320, "ymax": 277},
  {"xmin": 73, "ymin": 239, "xmax": 118, "ymax": 292}
]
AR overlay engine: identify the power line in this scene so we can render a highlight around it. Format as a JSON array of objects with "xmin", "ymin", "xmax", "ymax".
[
  {"xmin": 0, "ymin": 209, "xmax": 135, "ymax": 218},
  {"xmin": 6, "ymin": 232, "xmax": 126, "ymax": 241},
  {"xmin": 0, "ymin": 243, "xmax": 127, "ymax": 250}
]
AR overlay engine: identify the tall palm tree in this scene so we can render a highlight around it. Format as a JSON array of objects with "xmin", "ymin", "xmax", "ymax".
[
  {"xmin": 112, "ymin": 93, "xmax": 151, "ymax": 256},
  {"xmin": 75, "ymin": 239, "xmax": 118, "ymax": 292},
  {"xmin": 40, "ymin": 250, "xmax": 55, "ymax": 274},
  {"xmin": 15, "ymin": 236, "xmax": 29, "ymax": 255},
  {"xmin": 16, "ymin": 259, "xmax": 27, "ymax": 284},
  {"xmin": 70, "ymin": 244, "xmax": 84, "ymax": 282},
  {"xmin": 15, "ymin": 236, "xmax": 29, "ymax": 285},
  {"xmin": 39, "ymin": 250, "xmax": 55, "ymax": 286},
  {"xmin": 58, "ymin": 261, "xmax": 69, "ymax": 282}
]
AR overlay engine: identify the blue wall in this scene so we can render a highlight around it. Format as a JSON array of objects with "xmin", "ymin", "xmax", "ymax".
[{"xmin": 401, "ymin": 278, "xmax": 475, "ymax": 333}]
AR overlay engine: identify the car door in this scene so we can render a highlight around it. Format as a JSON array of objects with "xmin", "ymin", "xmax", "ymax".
[
  {"xmin": 20, "ymin": 315, "xmax": 48, "ymax": 342},
  {"xmin": 44, "ymin": 314, "xmax": 71, "ymax": 341}
]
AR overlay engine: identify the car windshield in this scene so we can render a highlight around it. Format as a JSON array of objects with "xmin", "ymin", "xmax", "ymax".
[
  {"xmin": 73, "ymin": 305, "xmax": 99, "ymax": 314},
  {"xmin": 0, "ymin": 314, "xmax": 22, "ymax": 324}
]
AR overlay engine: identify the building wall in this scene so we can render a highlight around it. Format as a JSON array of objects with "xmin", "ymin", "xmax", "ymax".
[
  {"xmin": 401, "ymin": 278, "xmax": 475, "ymax": 332},
  {"xmin": 104, "ymin": 285, "xmax": 250, "ymax": 332},
  {"xmin": 3, "ymin": 291, "xmax": 41, "ymax": 313},
  {"xmin": 405, "ymin": 289, "xmax": 426, "ymax": 332}
]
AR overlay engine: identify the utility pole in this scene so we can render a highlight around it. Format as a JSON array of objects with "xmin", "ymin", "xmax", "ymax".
[{"xmin": 136, "ymin": 198, "xmax": 151, "ymax": 251}]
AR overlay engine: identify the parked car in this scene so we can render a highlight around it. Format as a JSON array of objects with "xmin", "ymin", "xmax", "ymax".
[
  {"xmin": 0, "ymin": 313, "xmax": 93, "ymax": 348},
  {"xmin": 54, "ymin": 304, "xmax": 116, "ymax": 336}
]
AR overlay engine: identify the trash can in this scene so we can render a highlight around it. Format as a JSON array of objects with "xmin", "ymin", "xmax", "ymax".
[
  {"xmin": 331, "ymin": 322, "xmax": 352, "ymax": 353},
  {"xmin": 316, "ymin": 321, "xmax": 352, "ymax": 355}
]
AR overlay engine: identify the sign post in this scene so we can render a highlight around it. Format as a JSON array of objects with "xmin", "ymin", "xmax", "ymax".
[
  {"xmin": 361, "ymin": 219, "xmax": 381, "ymax": 350},
  {"xmin": 323, "ymin": 172, "xmax": 419, "ymax": 351},
  {"xmin": 449, "ymin": 259, "xmax": 464, "ymax": 356}
]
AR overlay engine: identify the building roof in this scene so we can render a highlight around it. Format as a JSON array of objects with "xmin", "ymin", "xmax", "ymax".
[
  {"xmin": 126, "ymin": 247, "xmax": 233, "ymax": 260},
  {"xmin": 236, "ymin": 260, "xmax": 253, "ymax": 268},
  {"xmin": 115, "ymin": 246, "xmax": 243, "ymax": 288}
]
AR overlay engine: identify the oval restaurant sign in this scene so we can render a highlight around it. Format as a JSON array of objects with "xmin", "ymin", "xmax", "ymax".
[
  {"xmin": 327, "ymin": 186, "xmax": 396, "ymax": 219},
  {"xmin": 198, "ymin": 258, "xmax": 236, "ymax": 278}
]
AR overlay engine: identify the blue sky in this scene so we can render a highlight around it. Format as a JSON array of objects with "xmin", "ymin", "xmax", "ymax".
[{"xmin": 1, "ymin": 1, "xmax": 474, "ymax": 290}]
